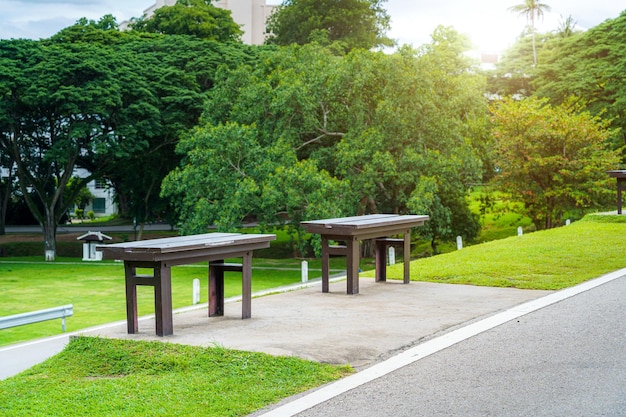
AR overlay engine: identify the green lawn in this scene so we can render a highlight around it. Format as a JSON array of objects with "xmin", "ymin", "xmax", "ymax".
[
  {"xmin": 0, "ymin": 257, "xmax": 352, "ymax": 347},
  {"xmin": 0, "ymin": 336, "xmax": 352, "ymax": 417}
]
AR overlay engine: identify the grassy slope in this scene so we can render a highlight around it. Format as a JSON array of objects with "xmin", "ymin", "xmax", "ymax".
[
  {"xmin": 373, "ymin": 214, "xmax": 626, "ymax": 290},
  {"xmin": 0, "ymin": 337, "xmax": 352, "ymax": 417}
]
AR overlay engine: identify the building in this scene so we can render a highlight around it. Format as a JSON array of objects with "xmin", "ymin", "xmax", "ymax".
[
  {"xmin": 142, "ymin": 0, "xmax": 276, "ymax": 45},
  {"xmin": 69, "ymin": 169, "xmax": 118, "ymax": 219}
]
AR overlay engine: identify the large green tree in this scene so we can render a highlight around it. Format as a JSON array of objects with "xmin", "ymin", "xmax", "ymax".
[
  {"xmin": 130, "ymin": 0, "xmax": 242, "ymax": 42},
  {"xmin": 490, "ymin": 97, "xmax": 620, "ymax": 230},
  {"xmin": 163, "ymin": 28, "xmax": 487, "ymax": 253},
  {"xmin": 266, "ymin": 0, "xmax": 393, "ymax": 52},
  {"xmin": 48, "ymin": 19, "xmax": 261, "ymax": 240},
  {"xmin": 0, "ymin": 31, "xmax": 159, "ymax": 259},
  {"xmin": 532, "ymin": 11, "xmax": 626, "ymax": 152}
]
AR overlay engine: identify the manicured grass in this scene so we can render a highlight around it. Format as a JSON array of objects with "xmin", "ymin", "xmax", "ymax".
[
  {"xmin": 369, "ymin": 214, "xmax": 626, "ymax": 290},
  {"xmin": 0, "ymin": 257, "xmax": 352, "ymax": 347},
  {"xmin": 0, "ymin": 336, "xmax": 352, "ymax": 417}
]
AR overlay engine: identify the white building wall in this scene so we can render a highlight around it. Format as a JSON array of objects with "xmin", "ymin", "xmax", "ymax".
[{"xmin": 73, "ymin": 168, "xmax": 118, "ymax": 218}]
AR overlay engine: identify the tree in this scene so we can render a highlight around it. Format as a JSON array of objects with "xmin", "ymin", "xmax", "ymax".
[
  {"xmin": 490, "ymin": 96, "xmax": 620, "ymax": 230},
  {"xmin": 555, "ymin": 15, "xmax": 579, "ymax": 38},
  {"xmin": 163, "ymin": 29, "xmax": 487, "ymax": 254},
  {"xmin": 532, "ymin": 11, "xmax": 626, "ymax": 154},
  {"xmin": 47, "ymin": 20, "xmax": 261, "ymax": 240},
  {"xmin": 508, "ymin": 0, "xmax": 551, "ymax": 65},
  {"xmin": 130, "ymin": 0, "xmax": 242, "ymax": 42},
  {"xmin": 0, "ymin": 150, "xmax": 15, "ymax": 235},
  {"xmin": 266, "ymin": 0, "xmax": 393, "ymax": 52},
  {"xmin": 0, "ymin": 36, "xmax": 159, "ymax": 260}
]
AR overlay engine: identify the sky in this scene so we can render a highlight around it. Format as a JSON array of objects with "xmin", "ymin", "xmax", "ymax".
[{"xmin": 0, "ymin": 0, "xmax": 624, "ymax": 53}]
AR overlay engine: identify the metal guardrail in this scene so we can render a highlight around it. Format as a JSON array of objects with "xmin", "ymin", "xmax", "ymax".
[{"xmin": 0, "ymin": 304, "xmax": 73, "ymax": 332}]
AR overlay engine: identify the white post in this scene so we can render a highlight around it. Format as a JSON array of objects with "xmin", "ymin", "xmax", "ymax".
[
  {"xmin": 517, "ymin": 226, "xmax": 523, "ymax": 236},
  {"xmin": 566, "ymin": 219, "xmax": 571, "ymax": 226},
  {"xmin": 192, "ymin": 278, "xmax": 200, "ymax": 305},
  {"xmin": 456, "ymin": 235, "xmax": 463, "ymax": 250},
  {"xmin": 301, "ymin": 260, "xmax": 308, "ymax": 282},
  {"xmin": 388, "ymin": 246, "xmax": 396, "ymax": 265}
]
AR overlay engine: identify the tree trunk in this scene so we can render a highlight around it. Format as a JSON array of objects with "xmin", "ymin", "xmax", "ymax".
[
  {"xmin": 0, "ymin": 185, "xmax": 7, "ymax": 236},
  {"xmin": 43, "ymin": 210, "xmax": 57, "ymax": 261}
]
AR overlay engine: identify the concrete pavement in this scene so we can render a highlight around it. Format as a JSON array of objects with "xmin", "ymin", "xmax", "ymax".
[{"xmin": 1, "ymin": 276, "xmax": 549, "ymax": 378}]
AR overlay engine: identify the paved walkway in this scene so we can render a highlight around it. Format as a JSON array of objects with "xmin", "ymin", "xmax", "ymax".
[{"xmin": 1, "ymin": 276, "xmax": 549, "ymax": 378}]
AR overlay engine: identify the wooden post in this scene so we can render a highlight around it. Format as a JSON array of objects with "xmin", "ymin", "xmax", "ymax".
[
  {"xmin": 403, "ymin": 229, "xmax": 411, "ymax": 284},
  {"xmin": 154, "ymin": 263, "xmax": 173, "ymax": 337},
  {"xmin": 208, "ymin": 260, "xmax": 225, "ymax": 316},
  {"xmin": 242, "ymin": 251, "xmax": 252, "ymax": 319},
  {"xmin": 346, "ymin": 236, "xmax": 360, "ymax": 294},
  {"xmin": 321, "ymin": 237, "xmax": 330, "ymax": 293},
  {"xmin": 375, "ymin": 239, "xmax": 387, "ymax": 282},
  {"xmin": 124, "ymin": 263, "xmax": 139, "ymax": 334}
]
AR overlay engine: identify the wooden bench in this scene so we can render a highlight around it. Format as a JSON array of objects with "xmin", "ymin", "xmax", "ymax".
[
  {"xmin": 97, "ymin": 233, "xmax": 275, "ymax": 336},
  {"xmin": 301, "ymin": 214, "xmax": 429, "ymax": 294}
]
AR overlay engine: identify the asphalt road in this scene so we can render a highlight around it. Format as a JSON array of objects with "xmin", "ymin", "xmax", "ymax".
[{"xmin": 271, "ymin": 274, "xmax": 626, "ymax": 417}]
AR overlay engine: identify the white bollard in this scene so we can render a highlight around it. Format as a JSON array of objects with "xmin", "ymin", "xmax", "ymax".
[
  {"xmin": 456, "ymin": 235, "xmax": 463, "ymax": 250},
  {"xmin": 388, "ymin": 246, "xmax": 396, "ymax": 265},
  {"xmin": 301, "ymin": 260, "xmax": 308, "ymax": 282},
  {"xmin": 517, "ymin": 226, "xmax": 523, "ymax": 236},
  {"xmin": 192, "ymin": 278, "xmax": 200, "ymax": 305},
  {"xmin": 566, "ymin": 219, "xmax": 571, "ymax": 226}
]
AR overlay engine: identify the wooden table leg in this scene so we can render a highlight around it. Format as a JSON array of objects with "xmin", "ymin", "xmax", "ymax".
[
  {"xmin": 209, "ymin": 260, "xmax": 225, "ymax": 316},
  {"xmin": 618, "ymin": 179, "xmax": 624, "ymax": 215},
  {"xmin": 403, "ymin": 230, "xmax": 411, "ymax": 284},
  {"xmin": 242, "ymin": 251, "xmax": 252, "ymax": 319},
  {"xmin": 375, "ymin": 239, "xmax": 387, "ymax": 282},
  {"xmin": 321, "ymin": 237, "xmax": 330, "ymax": 293},
  {"xmin": 124, "ymin": 262, "xmax": 138, "ymax": 334},
  {"xmin": 154, "ymin": 263, "xmax": 173, "ymax": 337},
  {"xmin": 346, "ymin": 236, "xmax": 360, "ymax": 294}
]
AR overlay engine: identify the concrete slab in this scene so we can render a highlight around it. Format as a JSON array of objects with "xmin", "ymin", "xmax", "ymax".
[{"xmin": 79, "ymin": 278, "xmax": 551, "ymax": 370}]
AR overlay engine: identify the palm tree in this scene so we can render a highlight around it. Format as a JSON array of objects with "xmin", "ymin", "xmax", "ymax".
[{"xmin": 508, "ymin": 0, "xmax": 551, "ymax": 65}]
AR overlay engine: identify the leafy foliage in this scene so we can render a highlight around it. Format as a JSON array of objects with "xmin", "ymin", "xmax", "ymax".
[
  {"xmin": 0, "ymin": 35, "xmax": 158, "ymax": 258},
  {"xmin": 266, "ymin": 0, "xmax": 393, "ymax": 52},
  {"xmin": 130, "ymin": 0, "xmax": 242, "ymax": 42},
  {"xmin": 490, "ymin": 96, "xmax": 620, "ymax": 229},
  {"xmin": 163, "ymin": 28, "xmax": 487, "ymax": 253}
]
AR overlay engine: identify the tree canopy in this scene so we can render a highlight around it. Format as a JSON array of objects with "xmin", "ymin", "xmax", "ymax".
[
  {"xmin": 490, "ymin": 97, "xmax": 620, "ymax": 229},
  {"xmin": 0, "ymin": 35, "xmax": 158, "ymax": 259},
  {"xmin": 130, "ymin": 0, "xmax": 242, "ymax": 42},
  {"xmin": 163, "ymin": 27, "xmax": 487, "ymax": 253},
  {"xmin": 266, "ymin": 0, "xmax": 393, "ymax": 52}
]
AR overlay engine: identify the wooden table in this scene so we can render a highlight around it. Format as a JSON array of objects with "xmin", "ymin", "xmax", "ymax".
[
  {"xmin": 301, "ymin": 214, "xmax": 429, "ymax": 294},
  {"xmin": 607, "ymin": 170, "xmax": 626, "ymax": 214},
  {"xmin": 97, "ymin": 232, "xmax": 275, "ymax": 336}
]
